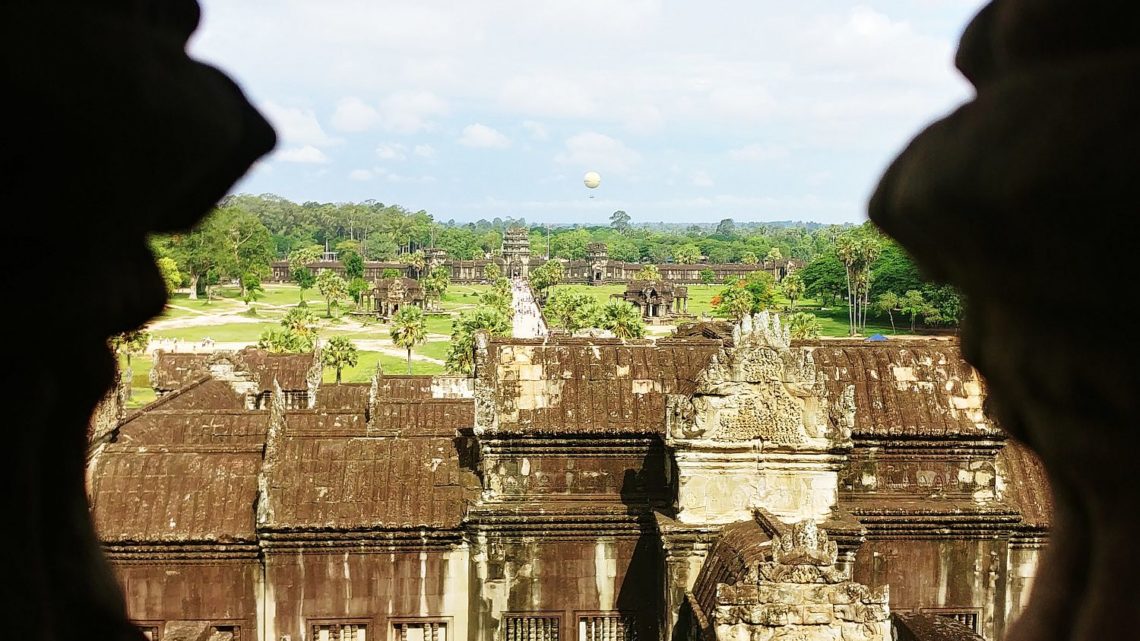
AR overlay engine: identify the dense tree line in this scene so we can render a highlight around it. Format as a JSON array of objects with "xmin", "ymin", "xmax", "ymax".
[{"xmin": 149, "ymin": 194, "xmax": 961, "ymax": 332}]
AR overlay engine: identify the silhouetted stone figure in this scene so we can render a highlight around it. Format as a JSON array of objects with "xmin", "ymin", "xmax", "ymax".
[
  {"xmin": 870, "ymin": 1, "xmax": 1140, "ymax": 640},
  {"xmin": 1, "ymin": 1, "xmax": 274, "ymax": 640}
]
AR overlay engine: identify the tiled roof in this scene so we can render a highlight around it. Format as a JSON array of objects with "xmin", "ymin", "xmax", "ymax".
[
  {"xmin": 151, "ymin": 348, "xmax": 315, "ymax": 393},
  {"xmin": 262, "ymin": 436, "xmax": 472, "ymax": 531},
  {"xmin": 91, "ymin": 450, "xmax": 260, "ymax": 543},
  {"xmin": 484, "ymin": 340, "xmax": 719, "ymax": 434},
  {"xmin": 115, "ymin": 410, "xmax": 268, "ymax": 446},
  {"xmin": 997, "ymin": 440, "xmax": 1053, "ymax": 528},
  {"xmin": 376, "ymin": 376, "xmax": 435, "ymax": 400},
  {"xmin": 807, "ymin": 340, "xmax": 997, "ymax": 439},
  {"xmin": 371, "ymin": 400, "xmax": 474, "ymax": 436},
  {"xmin": 316, "ymin": 383, "xmax": 369, "ymax": 409}
]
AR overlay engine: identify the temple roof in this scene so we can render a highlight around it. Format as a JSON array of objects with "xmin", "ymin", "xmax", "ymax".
[
  {"xmin": 806, "ymin": 340, "xmax": 997, "ymax": 439},
  {"xmin": 91, "ymin": 449, "xmax": 262, "ymax": 543},
  {"xmin": 482, "ymin": 338, "xmax": 720, "ymax": 435},
  {"xmin": 150, "ymin": 348, "xmax": 317, "ymax": 393},
  {"xmin": 997, "ymin": 440, "xmax": 1054, "ymax": 529},
  {"xmin": 260, "ymin": 434, "xmax": 473, "ymax": 532}
]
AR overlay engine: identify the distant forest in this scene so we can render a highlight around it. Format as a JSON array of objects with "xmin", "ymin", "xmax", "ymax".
[{"xmin": 148, "ymin": 193, "xmax": 961, "ymax": 328}]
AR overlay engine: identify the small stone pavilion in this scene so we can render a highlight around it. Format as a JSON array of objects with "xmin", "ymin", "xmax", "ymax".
[
  {"xmin": 372, "ymin": 276, "xmax": 425, "ymax": 319},
  {"xmin": 613, "ymin": 279, "xmax": 689, "ymax": 320}
]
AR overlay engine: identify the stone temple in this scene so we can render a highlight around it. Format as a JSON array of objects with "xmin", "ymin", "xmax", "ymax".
[{"xmin": 86, "ymin": 315, "xmax": 1050, "ymax": 641}]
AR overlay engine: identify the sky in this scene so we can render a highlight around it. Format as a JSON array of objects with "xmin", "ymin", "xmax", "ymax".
[{"xmin": 190, "ymin": 0, "xmax": 988, "ymax": 225}]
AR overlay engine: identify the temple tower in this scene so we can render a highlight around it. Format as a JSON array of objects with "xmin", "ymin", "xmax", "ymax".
[{"xmin": 501, "ymin": 227, "xmax": 531, "ymax": 279}]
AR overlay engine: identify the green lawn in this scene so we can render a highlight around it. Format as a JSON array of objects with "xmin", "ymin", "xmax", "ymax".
[
  {"xmin": 150, "ymin": 322, "xmax": 278, "ymax": 343},
  {"xmin": 330, "ymin": 350, "xmax": 446, "ymax": 381},
  {"xmin": 439, "ymin": 284, "xmax": 489, "ymax": 311},
  {"xmin": 425, "ymin": 315, "xmax": 455, "ymax": 336},
  {"xmin": 118, "ymin": 354, "xmax": 156, "ymax": 408},
  {"xmin": 547, "ymin": 284, "xmax": 625, "ymax": 304},
  {"xmin": 417, "ymin": 341, "xmax": 451, "ymax": 361}
]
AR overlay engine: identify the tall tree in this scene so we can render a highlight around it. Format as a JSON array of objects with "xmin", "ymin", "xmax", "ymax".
[
  {"xmin": 715, "ymin": 218, "xmax": 736, "ymax": 237},
  {"xmin": 529, "ymin": 260, "xmax": 564, "ymax": 297},
  {"xmin": 156, "ymin": 257, "xmax": 182, "ymax": 295},
  {"xmin": 674, "ymin": 244, "xmax": 701, "ymax": 264},
  {"xmin": 315, "ymin": 269, "xmax": 348, "ymax": 318},
  {"xmin": 389, "ymin": 306, "xmax": 427, "ymax": 374},
  {"xmin": 901, "ymin": 289, "xmax": 932, "ymax": 332},
  {"xmin": 322, "ymin": 336, "xmax": 359, "ymax": 383},
  {"xmin": 636, "ymin": 264, "xmax": 661, "ymax": 281},
  {"xmin": 780, "ymin": 273, "xmax": 805, "ymax": 309},
  {"xmin": 765, "ymin": 247, "xmax": 783, "ymax": 263},
  {"xmin": 423, "ymin": 266, "xmax": 451, "ymax": 311},
  {"xmin": 288, "ymin": 245, "xmax": 322, "ymax": 303},
  {"xmin": 610, "ymin": 210, "xmax": 631, "ymax": 233},
  {"xmin": 258, "ymin": 307, "xmax": 319, "ymax": 353},
  {"xmin": 875, "ymin": 291, "xmax": 901, "ymax": 332},
  {"xmin": 835, "ymin": 230, "xmax": 881, "ymax": 335},
  {"xmin": 341, "ymin": 247, "xmax": 365, "ymax": 282},
  {"xmin": 445, "ymin": 307, "xmax": 512, "ymax": 375},
  {"xmin": 741, "ymin": 251, "xmax": 759, "ymax": 265}
]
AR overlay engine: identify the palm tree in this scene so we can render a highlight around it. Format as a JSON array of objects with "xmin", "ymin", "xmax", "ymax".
[
  {"xmin": 601, "ymin": 300, "xmax": 645, "ymax": 339},
  {"xmin": 322, "ymin": 336, "xmax": 359, "ymax": 383},
  {"xmin": 389, "ymin": 306, "xmax": 427, "ymax": 374},
  {"xmin": 786, "ymin": 312, "xmax": 822, "ymax": 339}
]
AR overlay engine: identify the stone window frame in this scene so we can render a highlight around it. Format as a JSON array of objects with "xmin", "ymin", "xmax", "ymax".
[
  {"xmin": 574, "ymin": 611, "xmax": 638, "ymax": 641},
  {"xmin": 501, "ymin": 611, "xmax": 563, "ymax": 641},
  {"xmin": 388, "ymin": 616, "xmax": 452, "ymax": 641},
  {"xmin": 209, "ymin": 622, "xmax": 243, "ymax": 640},
  {"xmin": 132, "ymin": 621, "xmax": 162, "ymax": 641},
  {"xmin": 310, "ymin": 618, "xmax": 372, "ymax": 641}
]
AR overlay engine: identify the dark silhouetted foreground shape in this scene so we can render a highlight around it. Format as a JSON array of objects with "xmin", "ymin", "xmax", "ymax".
[
  {"xmin": 870, "ymin": 1, "xmax": 1140, "ymax": 639},
  {"xmin": 0, "ymin": 1, "xmax": 274, "ymax": 639}
]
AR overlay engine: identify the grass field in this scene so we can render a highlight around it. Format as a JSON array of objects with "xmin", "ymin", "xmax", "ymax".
[{"xmin": 330, "ymin": 350, "xmax": 446, "ymax": 381}]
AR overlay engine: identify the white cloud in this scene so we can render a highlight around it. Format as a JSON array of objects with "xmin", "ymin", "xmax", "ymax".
[
  {"xmin": 332, "ymin": 97, "xmax": 381, "ymax": 132},
  {"xmin": 554, "ymin": 132, "xmax": 641, "ymax": 174},
  {"xmin": 349, "ymin": 169, "xmax": 374, "ymax": 181},
  {"xmin": 375, "ymin": 143, "xmax": 408, "ymax": 161},
  {"xmin": 276, "ymin": 145, "xmax": 330, "ymax": 164},
  {"xmin": 728, "ymin": 144, "xmax": 790, "ymax": 162},
  {"xmin": 378, "ymin": 91, "xmax": 448, "ymax": 134},
  {"xmin": 413, "ymin": 144, "xmax": 436, "ymax": 158},
  {"xmin": 459, "ymin": 123, "xmax": 511, "ymax": 149},
  {"xmin": 522, "ymin": 121, "xmax": 549, "ymax": 141},
  {"xmin": 260, "ymin": 101, "xmax": 337, "ymax": 147},
  {"xmin": 691, "ymin": 170, "xmax": 714, "ymax": 187}
]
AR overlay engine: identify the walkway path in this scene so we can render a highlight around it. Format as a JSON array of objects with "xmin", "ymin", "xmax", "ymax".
[{"xmin": 510, "ymin": 279, "xmax": 547, "ymax": 338}]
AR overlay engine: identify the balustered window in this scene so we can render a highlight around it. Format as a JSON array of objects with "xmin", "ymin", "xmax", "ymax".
[
  {"xmin": 578, "ymin": 613, "xmax": 636, "ymax": 641},
  {"xmin": 503, "ymin": 614, "xmax": 560, "ymax": 641},
  {"xmin": 392, "ymin": 620, "xmax": 447, "ymax": 641},
  {"xmin": 312, "ymin": 622, "xmax": 367, "ymax": 641}
]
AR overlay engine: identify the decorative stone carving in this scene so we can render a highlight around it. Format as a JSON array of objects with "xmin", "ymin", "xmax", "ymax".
[
  {"xmin": 715, "ymin": 522, "xmax": 890, "ymax": 641},
  {"xmin": 671, "ymin": 314, "xmax": 853, "ymax": 524},
  {"xmin": 673, "ymin": 313, "xmax": 846, "ymax": 449}
]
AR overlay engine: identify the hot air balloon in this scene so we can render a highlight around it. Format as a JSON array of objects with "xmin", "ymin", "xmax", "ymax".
[{"xmin": 583, "ymin": 171, "xmax": 601, "ymax": 189}]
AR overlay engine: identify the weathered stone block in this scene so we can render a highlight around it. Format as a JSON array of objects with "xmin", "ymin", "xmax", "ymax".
[
  {"xmin": 804, "ymin": 605, "xmax": 834, "ymax": 625},
  {"xmin": 759, "ymin": 604, "xmax": 792, "ymax": 626},
  {"xmin": 163, "ymin": 621, "xmax": 211, "ymax": 641},
  {"xmin": 834, "ymin": 604, "xmax": 857, "ymax": 622}
]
